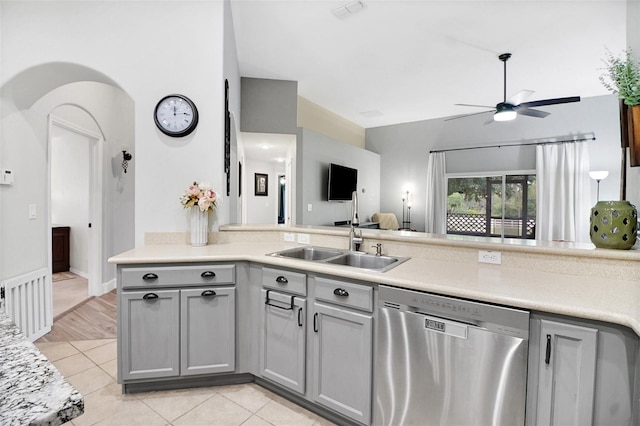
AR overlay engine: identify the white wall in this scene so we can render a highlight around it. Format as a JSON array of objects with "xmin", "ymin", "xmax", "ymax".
[
  {"xmin": 366, "ymin": 95, "xmax": 627, "ymax": 232},
  {"xmin": 298, "ymin": 128, "xmax": 380, "ymax": 226},
  {"xmin": 0, "ymin": 1, "xmax": 237, "ymax": 284},
  {"xmin": 51, "ymin": 125, "xmax": 91, "ymax": 276},
  {"xmin": 245, "ymin": 160, "xmax": 283, "ymax": 224}
]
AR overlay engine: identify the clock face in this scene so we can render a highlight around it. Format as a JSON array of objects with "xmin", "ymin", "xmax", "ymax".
[{"xmin": 154, "ymin": 95, "xmax": 199, "ymax": 137}]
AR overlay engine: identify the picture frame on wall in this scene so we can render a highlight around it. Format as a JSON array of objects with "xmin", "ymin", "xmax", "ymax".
[{"xmin": 255, "ymin": 173, "xmax": 268, "ymax": 196}]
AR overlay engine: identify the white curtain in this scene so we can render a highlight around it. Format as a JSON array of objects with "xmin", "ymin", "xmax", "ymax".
[
  {"xmin": 536, "ymin": 142, "xmax": 591, "ymax": 243},
  {"xmin": 425, "ymin": 152, "xmax": 447, "ymax": 233}
]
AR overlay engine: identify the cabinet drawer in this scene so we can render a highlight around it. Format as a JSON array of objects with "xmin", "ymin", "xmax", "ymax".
[
  {"xmin": 121, "ymin": 264, "xmax": 235, "ymax": 289},
  {"xmin": 262, "ymin": 267, "xmax": 306, "ymax": 296},
  {"xmin": 314, "ymin": 277, "xmax": 373, "ymax": 312}
]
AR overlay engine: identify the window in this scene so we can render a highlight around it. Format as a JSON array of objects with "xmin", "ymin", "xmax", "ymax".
[{"xmin": 447, "ymin": 174, "xmax": 536, "ymax": 239}]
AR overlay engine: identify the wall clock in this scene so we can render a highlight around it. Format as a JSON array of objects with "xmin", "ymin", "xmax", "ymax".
[{"xmin": 154, "ymin": 94, "xmax": 199, "ymax": 137}]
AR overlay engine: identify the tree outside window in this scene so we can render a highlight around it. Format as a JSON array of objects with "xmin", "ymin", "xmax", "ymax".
[{"xmin": 447, "ymin": 175, "xmax": 536, "ymax": 239}]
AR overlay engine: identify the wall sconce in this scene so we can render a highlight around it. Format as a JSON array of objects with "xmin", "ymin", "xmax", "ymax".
[
  {"xmin": 588, "ymin": 170, "xmax": 609, "ymax": 201},
  {"xmin": 122, "ymin": 150, "xmax": 133, "ymax": 174}
]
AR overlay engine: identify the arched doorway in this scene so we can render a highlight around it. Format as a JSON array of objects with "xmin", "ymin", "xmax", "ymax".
[{"xmin": 0, "ymin": 63, "xmax": 135, "ymax": 340}]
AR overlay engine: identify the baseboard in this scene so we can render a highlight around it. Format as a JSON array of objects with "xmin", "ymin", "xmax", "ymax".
[
  {"xmin": 102, "ymin": 278, "xmax": 116, "ymax": 294},
  {"xmin": 69, "ymin": 268, "xmax": 89, "ymax": 279}
]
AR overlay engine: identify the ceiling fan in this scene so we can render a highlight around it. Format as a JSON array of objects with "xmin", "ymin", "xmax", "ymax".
[{"xmin": 448, "ymin": 53, "xmax": 580, "ymax": 123}]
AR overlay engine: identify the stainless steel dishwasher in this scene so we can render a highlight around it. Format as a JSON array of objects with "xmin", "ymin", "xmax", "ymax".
[{"xmin": 375, "ymin": 285, "xmax": 530, "ymax": 426}]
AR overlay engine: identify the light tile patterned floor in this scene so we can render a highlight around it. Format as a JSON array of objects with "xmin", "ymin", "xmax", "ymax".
[{"xmin": 35, "ymin": 339, "xmax": 335, "ymax": 426}]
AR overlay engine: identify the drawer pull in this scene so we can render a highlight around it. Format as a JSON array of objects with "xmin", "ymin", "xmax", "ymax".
[
  {"xmin": 142, "ymin": 273, "xmax": 158, "ymax": 281},
  {"xmin": 265, "ymin": 289, "xmax": 295, "ymax": 310},
  {"xmin": 333, "ymin": 288, "xmax": 349, "ymax": 297},
  {"xmin": 545, "ymin": 334, "xmax": 552, "ymax": 365},
  {"xmin": 275, "ymin": 276, "xmax": 289, "ymax": 284},
  {"xmin": 201, "ymin": 290, "xmax": 217, "ymax": 297},
  {"xmin": 142, "ymin": 293, "xmax": 159, "ymax": 300},
  {"xmin": 201, "ymin": 271, "xmax": 216, "ymax": 278}
]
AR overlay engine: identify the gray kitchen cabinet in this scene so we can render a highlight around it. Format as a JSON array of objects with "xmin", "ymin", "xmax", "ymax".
[
  {"xmin": 312, "ymin": 301, "xmax": 373, "ymax": 425},
  {"xmin": 180, "ymin": 287, "xmax": 235, "ymax": 376},
  {"xmin": 260, "ymin": 288, "xmax": 307, "ymax": 394},
  {"xmin": 528, "ymin": 317, "xmax": 599, "ymax": 425},
  {"xmin": 120, "ymin": 289, "xmax": 180, "ymax": 380},
  {"xmin": 311, "ymin": 276, "xmax": 373, "ymax": 425},
  {"xmin": 118, "ymin": 263, "xmax": 236, "ymax": 386},
  {"xmin": 528, "ymin": 313, "xmax": 639, "ymax": 426}
]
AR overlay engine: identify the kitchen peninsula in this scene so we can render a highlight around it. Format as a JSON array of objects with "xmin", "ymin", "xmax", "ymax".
[
  {"xmin": 0, "ymin": 313, "xmax": 84, "ymax": 426},
  {"xmin": 109, "ymin": 225, "xmax": 640, "ymax": 425}
]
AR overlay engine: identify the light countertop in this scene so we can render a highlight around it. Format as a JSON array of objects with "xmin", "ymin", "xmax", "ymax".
[{"xmin": 109, "ymin": 241, "xmax": 640, "ymax": 336}]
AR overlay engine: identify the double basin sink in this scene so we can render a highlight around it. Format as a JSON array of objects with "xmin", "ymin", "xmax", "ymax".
[{"xmin": 268, "ymin": 246, "xmax": 410, "ymax": 273}]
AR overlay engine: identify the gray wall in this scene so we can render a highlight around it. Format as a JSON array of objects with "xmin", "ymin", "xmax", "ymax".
[
  {"xmin": 297, "ymin": 128, "xmax": 380, "ymax": 227},
  {"xmin": 241, "ymin": 77, "xmax": 298, "ymax": 134},
  {"xmin": 366, "ymin": 94, "xmax": 625, "ymax": 232}
]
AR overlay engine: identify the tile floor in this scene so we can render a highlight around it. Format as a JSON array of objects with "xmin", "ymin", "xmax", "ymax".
[{"xmin": 35, "ymin": 339, "xmax": 335, "ymax": 426}]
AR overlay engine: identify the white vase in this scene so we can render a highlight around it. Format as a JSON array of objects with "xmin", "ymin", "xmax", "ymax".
[{"xmin": 190, "ymin": 208, "xmax": 209, "ymax": 246}]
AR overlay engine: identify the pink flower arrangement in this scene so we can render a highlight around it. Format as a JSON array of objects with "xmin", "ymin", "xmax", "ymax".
[{"xmin": 180, "ymin": 181, "xmax": 218, "ymax": 213}]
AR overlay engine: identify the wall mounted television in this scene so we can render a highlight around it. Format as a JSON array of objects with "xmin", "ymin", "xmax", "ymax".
[{"xmin": 328, "ymin": 163, "xmax": 358, "ymax": 201}]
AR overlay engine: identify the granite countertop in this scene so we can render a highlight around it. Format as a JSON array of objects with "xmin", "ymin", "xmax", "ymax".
[
  {"xmin": 0, "ymin": 313, "xmax": 83, "ymax": 426},
  {"xmin": 108, "ymin": 241, "xmax": 640, "ymax": 336}
]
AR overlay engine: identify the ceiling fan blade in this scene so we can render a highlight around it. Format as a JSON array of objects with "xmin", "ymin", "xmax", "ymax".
[
  {"xmin": 507, "ymin": 90, "xmax": 534, "ymax": 106},
  {"xmin": 517, "ymin": 108, "xmax": 550, "ymax": 118},
  {"xmin": 454, "ymin": 103, "xmax": 496, "ymax": 109},
  {"xmin": 519, "ymin": 96, "xmax": 580, "ymax": 108},
  {"xmin": 444, "ymin": 110, "xmax": 495, "ymax": 121}
]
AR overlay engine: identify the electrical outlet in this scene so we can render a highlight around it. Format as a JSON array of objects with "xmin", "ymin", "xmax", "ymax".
[
  {"xmin": 307, "ymin": 203, "xmax": 313, "ymax": 212},
  {"xmin": 297, "ymin": 233, "xmax": 310, "ymax": 244},
  {"xmin": 283, "ymin": 233, "xmax": 295, "ymax": 242},
  {"xmin": 478, "ymin": 250, "xmax": 501, "ymax": 265}
]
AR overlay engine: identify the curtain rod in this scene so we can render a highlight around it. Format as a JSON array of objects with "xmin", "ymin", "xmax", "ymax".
[{"xmin": 429, "ymin": 136, "xmax": 596, "ymax": 154}]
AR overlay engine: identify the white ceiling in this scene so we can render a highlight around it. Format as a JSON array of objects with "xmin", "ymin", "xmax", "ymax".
[
  {"xmin": 230, "ymin": 0, "xmax": 628, "ymax": 129},
  {"xmin": 241, "ymin": 132, "xmax": 296, "ymax": 161}
]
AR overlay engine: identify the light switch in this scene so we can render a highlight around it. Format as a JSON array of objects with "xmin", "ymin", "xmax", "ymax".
[
  {"xmin": 0, "ymin": 169, "xmax": 14, "ymax": 185},
  {"xmin": 29, "ymin": 204, "xmax": 37, "ymax": 219},
  {"xmin": 307, "ymin": 203, "xmax": 313, "ymax": 212}
]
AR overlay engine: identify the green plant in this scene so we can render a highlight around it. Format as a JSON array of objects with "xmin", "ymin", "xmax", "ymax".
[{"xmin": 599, "ymin": 48, "xmax": 640, "ymax": 106}]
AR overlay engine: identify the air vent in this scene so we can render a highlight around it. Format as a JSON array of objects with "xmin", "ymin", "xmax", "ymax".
[
  {"xmin": 332, "ymin": 0, "xmax": 365, "ymax": 18},
  {"xmin": 382, "ymin": 301, "xmax": 401, "ymax": 310},
  {"xmin": 360, "ymin": 110, "xmax": 383, "ymax": 118}
]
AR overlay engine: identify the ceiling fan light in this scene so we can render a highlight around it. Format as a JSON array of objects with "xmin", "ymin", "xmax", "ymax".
[{"xmin": 494, "ymin": 110, "xmax": 517, "ymax": 121}]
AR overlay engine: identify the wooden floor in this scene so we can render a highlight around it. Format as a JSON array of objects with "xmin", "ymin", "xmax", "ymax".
[{"xmin": 35, "ymin": 289, "xmax": 117, "ymax": 343}]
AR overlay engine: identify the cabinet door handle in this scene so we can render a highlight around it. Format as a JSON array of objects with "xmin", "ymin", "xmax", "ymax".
[
  {"xmin": 275, "ymin": 276, "xmax": 288, "ymax": 284},
  {"xmin": 313, "ymin": 312, "xmax": 318, "ymax": 333},
  {"xmin": 201, "ymin": 271, "xmax": 216, "ymax": 278},
  {"xmin": 298, "ymin": 307, "xmax": 303, "ymax": 327},
  {"xmin": 201, "ymin": 290, "xmax": 217, "ymax": 297},
  {"xmin": 142, "ymin": 273, "xmax": 158, "ymax": 281},
  {"xmin": 142, "ymin": 293, "xmax": 159, "ymax": 300},
  {"xmin": 545, "ymin": 334, "xmax": 551, "ymax": 365},
  {"xmin": 333, "ymin": 288, "xmax": 349, "ymax": 297}
]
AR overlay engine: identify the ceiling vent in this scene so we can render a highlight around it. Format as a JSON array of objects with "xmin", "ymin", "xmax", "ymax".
[
  {"xmin": 360, "ymin": 110, "xmax": 383, "ymax": 118},
  {"xmin": 332, "ymin": 0, "xmax": 365, "ymax": 18}
]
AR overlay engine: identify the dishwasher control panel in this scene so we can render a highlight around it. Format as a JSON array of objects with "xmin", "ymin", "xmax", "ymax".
[{"xmin": 379, "ymin": 285, "xmax": 529, "ymax": 339}]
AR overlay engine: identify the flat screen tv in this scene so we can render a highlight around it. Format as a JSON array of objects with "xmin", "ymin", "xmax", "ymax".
[{"xmin": 328, "ymin": 163, "xmax": 357, "ymax": 201}]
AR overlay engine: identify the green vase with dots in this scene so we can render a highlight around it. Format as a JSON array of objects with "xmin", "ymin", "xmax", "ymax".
[{"xmin": 589, "ymin": 201, "xmax": 637, "ymax": 249}]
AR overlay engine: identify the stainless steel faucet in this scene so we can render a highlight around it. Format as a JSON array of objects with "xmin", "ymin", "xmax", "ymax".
[{"xmin": 349, "ymin": 191, "xmax": 363, "ymax": 251}]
